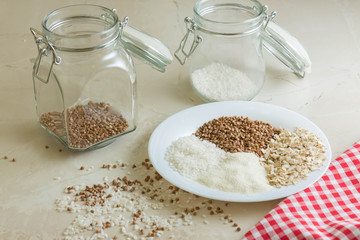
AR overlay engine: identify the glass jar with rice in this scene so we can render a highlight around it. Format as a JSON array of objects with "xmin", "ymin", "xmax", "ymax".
[{"xmin": 175, "ymin": 0, "xmax": 311, "ymax": 102}]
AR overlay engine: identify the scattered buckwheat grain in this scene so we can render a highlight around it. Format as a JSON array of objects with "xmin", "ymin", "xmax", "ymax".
[{"xmin": 55, "ymin": 159, "xmax": 241, "ymax": 239}]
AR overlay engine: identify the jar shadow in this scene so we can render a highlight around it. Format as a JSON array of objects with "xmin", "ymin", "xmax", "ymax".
[{"xmin": 5, "ymin": 120, "xmax": 92, "ymax": 161}]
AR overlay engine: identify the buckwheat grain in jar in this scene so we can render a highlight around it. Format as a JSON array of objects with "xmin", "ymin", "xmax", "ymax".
[
  {"xmin": 175, "ymin": 0, "xmax": 311, "ymax": 102},
  {"xmin": 30, "ymin": 5, "xmax": 172, "ymax": 150}
]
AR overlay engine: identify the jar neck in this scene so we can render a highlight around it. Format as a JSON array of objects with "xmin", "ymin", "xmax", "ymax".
[
  {"xmin": 193, "ymin": 0, "xmax": 265, "ymax": 35},
  {"xmin": 42, "ymin": 5, "xmax": 120, "ymax": 51}
]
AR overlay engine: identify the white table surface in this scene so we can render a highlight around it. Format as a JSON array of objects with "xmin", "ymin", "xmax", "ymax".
[{"xmin": 1, "ymin": 0, "xmax": 360, "ymax": 239}]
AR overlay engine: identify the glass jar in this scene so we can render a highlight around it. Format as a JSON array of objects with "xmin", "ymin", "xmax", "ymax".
[
  {"xmin": 175, "ymin": 0, "xmax": 311, "ymax": 102},
  {"xmin": 30, "ymin": 5, "xmax": 171, "ymax": 150}
]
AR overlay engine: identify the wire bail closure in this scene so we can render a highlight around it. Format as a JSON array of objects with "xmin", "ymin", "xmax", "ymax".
[
  {"xmin": 174, "ymin": 17, "xmax": 203, "ymax": 65},
  {"xmin": 264, "ymin": 6, "xmax": 277, "ymax": 29},
  {"xmin": 119, "ymin": 16, "xmax": 129, "ymax": 38},
  {"xmin": 30, "ymin": 27, "xmax": 61, "ymax": 84},
  {"xmin": 112, "ymin": 8, "xmax": 129, "ymax": 38}
]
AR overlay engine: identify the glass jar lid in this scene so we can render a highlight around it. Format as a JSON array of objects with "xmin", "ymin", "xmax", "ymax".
[
  {"xmin": 120, "ymin": 24, "xmax": 173, "ymax": 73},
  {"xmin": 261, "ymin": 21, "xmax": 311, "ymax": 78}
]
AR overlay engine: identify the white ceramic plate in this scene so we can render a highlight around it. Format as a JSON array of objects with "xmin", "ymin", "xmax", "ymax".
[{"xmin": 148, "ymin": 101, "xmax": 332, "ymax": 202}]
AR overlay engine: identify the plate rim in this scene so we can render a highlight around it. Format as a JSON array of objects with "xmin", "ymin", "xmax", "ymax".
[{"xmin": 148, "ymin": 101, "xmax": 332, "ymax": 202}]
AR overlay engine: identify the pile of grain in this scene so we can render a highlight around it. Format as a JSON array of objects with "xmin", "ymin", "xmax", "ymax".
[
  {"xmin": 191, "ymin": 63, "xmax": 258, "ymax": 101},
  {"xmin": 40, "ymin": 101, "xmax": 128, "ymax": 149},
  {"xmin": 166, "ymin": 135, "xmax": 272, "ymax": 193},
  {"xmin": 195, "ymin": 116, "xmax": 278, "ymax": 157},
  {"xmin": 260, "ymin": 127, "xmax": 327, "ymax": 187}
]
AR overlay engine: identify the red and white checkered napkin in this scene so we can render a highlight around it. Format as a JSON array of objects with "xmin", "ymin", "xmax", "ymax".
[{"xmin": 242, "ymin": 141, "xmax": 360, "ymax": 240}]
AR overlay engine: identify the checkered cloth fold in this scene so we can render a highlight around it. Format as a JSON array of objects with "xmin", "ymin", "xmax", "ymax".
[{"xmin": 242, "ymin": 141, "xmax": 360, "ymax": 240}]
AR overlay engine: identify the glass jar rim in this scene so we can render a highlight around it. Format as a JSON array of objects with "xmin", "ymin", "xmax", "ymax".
[
  {"xmin": 36, "ymin": 4, "xmax": 172, "ymax": 71},
  {"xmin": 193, "ymin": 0, "xmax": 265, "ymax": 35},
  {"xmin": 42, "ymin": 4, "xmax": 119, "ymax": 40}
]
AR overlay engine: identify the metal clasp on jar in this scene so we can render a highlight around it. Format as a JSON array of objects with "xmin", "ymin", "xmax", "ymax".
[
  {"xmin": 263, "ymin": 6, "xmax": 277, "ymax": 29},
  {"xmin": 30, "ymin": 28, "xmax": 61, "ymax": 84},
  {"xmin": 174, "ymin": 17, "xmax": 202, "ymax": 65}
]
